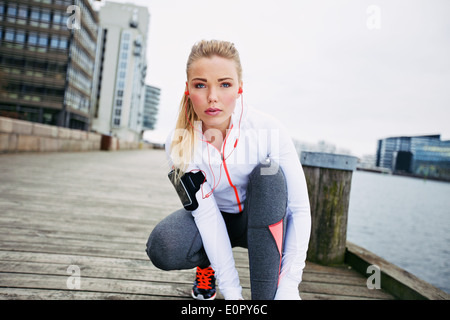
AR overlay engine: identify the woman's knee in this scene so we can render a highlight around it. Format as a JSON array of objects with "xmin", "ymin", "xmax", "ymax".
[
  {"xmin": 146, "ymin": 209, "xmax": 185, "ymax": 270},
  {"xmin": 249, "ymin": 159, "xmax": 286, "ymax": 195},
  {"xmin": 247, "ymin": 159, "xmax": 287, "ymax": 227},
  {"xmin": 146, "ymin": 223, "xmax": 173, "ymax": 270},
  {"xmin": 145, "ymin": 208, "xmax": 206, "ymax": 270}
]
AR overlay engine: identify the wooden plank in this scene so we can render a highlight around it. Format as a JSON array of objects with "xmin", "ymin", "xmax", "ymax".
[
  {"xmin": 0, "ymin": 260, "xmax": 251, "ymax": 288},
  {"xmin": 0, "ymin": 241, "xmax": 148, "ymax": 261},
  {"xmin": 0, "ymin": 250, "xmax": 252, "ymax": 282},
  {"xmin": 0, "ymin": 243, "xmax": 250, "ymax": 269},
  {"xmin": 0, "ymin": 272, "xmax": 196, "ymax": 299},
  {"xmin": 0, "ymin": 226, "xmax": 148, "ymax": 246},
  {"xmin": 0, "ymin": 232, "xmax": 149, "ymax": 253},
  {"xmin": 299, "ymin": 281, "xmax": 394, "ymax": 299},
  {"xmin": 0, "ymin": 250, "xmax": 160, "ymax": 270},
  {"xmin": 0, "ymin": 243, "xmax": 251, "ymax": 271},
  {"xmin": 300, "ymin": 292, "xmax": 376, "ymax": 300},
  {"xmin": 0, "ymin": 216, "xmax": 154, "ymax": 240},
  {"xmin": 304, "ymin": 261, "xmax": 361, "ymax": 276},
  {"xmin": 0, "ymin": 288, "xmax": 191, "ymax": 300},
  {"xmin": 302, "ymin": 270, "xmax": 367, "ymax": 286}
]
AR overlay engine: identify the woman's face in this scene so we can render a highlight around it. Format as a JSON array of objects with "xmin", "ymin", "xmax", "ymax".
[{"xmin": 187, "ymin": 55, "xmax": 242, "ymax": 137}]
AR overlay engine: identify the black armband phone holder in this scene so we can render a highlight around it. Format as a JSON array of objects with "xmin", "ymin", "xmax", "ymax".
[{"xmin": 168, "ymin": 170, "xmax": 206, "ymax": 211}]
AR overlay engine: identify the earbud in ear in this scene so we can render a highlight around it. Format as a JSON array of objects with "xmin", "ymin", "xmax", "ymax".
[
  {"xmin": 238, "ymin": 88, "xmax": 243, "ymax": 94},
  {"xmin": 185, "ymin": 90, "xmax": 189, "ymax": 96}
]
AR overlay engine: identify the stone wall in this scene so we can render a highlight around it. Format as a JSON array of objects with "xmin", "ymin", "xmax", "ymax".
[
  {"xmin": 0, "ymin": 116, "xmax": 157, "ymax": 153},
  {"xmin": 0, "ymin": 116, "xmax": 102, "ymax": 153}
]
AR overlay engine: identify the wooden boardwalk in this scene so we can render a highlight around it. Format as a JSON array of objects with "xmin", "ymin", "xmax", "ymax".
[{"xmin": 0, "ymin": 149, "xmax": 395, "ymax": 300}]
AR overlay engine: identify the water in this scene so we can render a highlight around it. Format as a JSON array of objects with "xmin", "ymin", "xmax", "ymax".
[{"xmin": 347, "ymin": 171, "xmax": 450, "ymax": 294}]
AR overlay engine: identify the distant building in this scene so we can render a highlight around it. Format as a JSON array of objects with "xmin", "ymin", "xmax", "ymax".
[
  {"xmin": 293, "ymin": 139, "xmax": 353, "ymax": 157},
  {"xmin": 357, "ymin": 154, "xmax": 377, "ymax": 169},
  {"xmin": 376, "ymin": 134, "xmax": 450, "ymax": 180},
  {"xmin": 0, "ymin": 0, "xmax": 99, "ymax": 130},
  {"xmin": 91, "ymin": 1, "xmax": 149, "ymax": 143},
  {"xmin": 143, "ymin": 85, "xmax": 160, "ymax": 131}
]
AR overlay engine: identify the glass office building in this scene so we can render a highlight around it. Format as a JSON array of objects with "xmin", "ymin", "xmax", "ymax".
[
  {"xmin": 143, "ymin": 85, "xmax": 160, "ymax": 131},
  {"xmin": 90, "ymin": 1, "xmax": 149, "ymax": 143},
  {"xmin": 376, "ymin": 135, "xmax": 450, "ymax": 180},
  {"xmin": 0, "ymin": 0, "xmax": 99, "ymax": 130}
]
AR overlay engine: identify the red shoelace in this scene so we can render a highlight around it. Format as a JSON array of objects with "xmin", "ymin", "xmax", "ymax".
[{"xmin": 195, "ymin": 266, "xmax": 215, "ymax": 290}]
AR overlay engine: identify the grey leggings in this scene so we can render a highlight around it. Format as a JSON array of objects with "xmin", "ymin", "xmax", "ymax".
[{"xmin": 146, "ymin": 162, "xmax": 287, "ymax": 299}]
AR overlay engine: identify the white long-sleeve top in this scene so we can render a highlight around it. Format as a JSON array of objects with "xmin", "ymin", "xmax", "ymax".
[{"xmin": 165, "ymin": 101, "xmax": 311, "ymax": 300}]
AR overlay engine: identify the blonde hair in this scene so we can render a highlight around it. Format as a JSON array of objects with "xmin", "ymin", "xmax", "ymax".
[{"xmin": 170, "ymin": 40, "xmax": 243, "ymax": 183}]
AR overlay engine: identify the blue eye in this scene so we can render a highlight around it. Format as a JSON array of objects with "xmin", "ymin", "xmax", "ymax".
[
  {"xmin": 195, "ymin": 83, "xmax": 206, "ymax": 89},
  {"xmin": 221, "ymin": 83, "xmax": 231, "ymax": 88}
]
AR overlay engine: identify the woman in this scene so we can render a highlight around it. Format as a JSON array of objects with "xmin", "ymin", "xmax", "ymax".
[{"xmin": 146, "ymin": 40, "xmax": 311, "ymax": 300}]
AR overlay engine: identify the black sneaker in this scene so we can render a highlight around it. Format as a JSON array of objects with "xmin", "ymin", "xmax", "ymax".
[{"xmin": 191, "ymin": 266, "xmax": 216, "ymax": 300}]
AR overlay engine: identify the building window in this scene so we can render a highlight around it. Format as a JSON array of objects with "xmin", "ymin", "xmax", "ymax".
[
  {"xmin": 40, "ymin": 9, "xmax": 50, "ymax": 28},
  {"xmin": 41, "ymin": 10, "xmax": 50, "ymax": 22},
  {"xmin": 58, "ymin": 37, "xmax": 67, "ymax": 49},
  {"xmin": 17, "ymin": 6, "xmax": 27, "ymax": 19},
  {"xmin": 30, "ymin": 9, "xmax": 39, "ymax": 27},
  {"xmin": 15, "ymin": 30, "xmax": 25, "ymax": 43},
  {"xmin": 51, "ymin": 11, "xmax": 67, "ymax": 29},
  {"xmin": 28, "ymin": 32, "xmax": 38, "ymax": 46},
  {"xmin": 16, "ymin": 6, "xmax": 27, "ymax": 25},
  {"xmin": 6, "ymin": 5, "xmax": 17, "ymax": 15},
  {"xmin": 50, "ymin": 36, "xmax": 59, "ymax": 49},
  {"xmin": 6, "ymin": 4, "xmax": 17, "ymax": 23},
  {"xmin": 30, "ymin": 9, "xmax": 39, "ymax": 20},
  {"xmin": 38, "ymin": 34, "xmax": 48, "ymax": 47},
  {"xmin": 48, "ymin": 36, "xmax": 68, "ymax": 51},
  {"xmin": 60, "ymin": 15, "xmax": 67, "ymax": 27},
  {"xmin": 5, "ymin": 28, "xmax": 14, "ymax": 42},
  {"xmin": 53, "ymin": 12, "xmax": 62, "ymax": 25}
]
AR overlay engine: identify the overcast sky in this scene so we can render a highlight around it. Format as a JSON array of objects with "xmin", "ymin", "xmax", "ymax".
[{"xmin": 105, "ymin": 0, "xmax": 450, "ymax": 158}]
